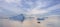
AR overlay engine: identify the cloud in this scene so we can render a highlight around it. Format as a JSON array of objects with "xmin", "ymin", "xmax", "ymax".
[
  {"xmin": 40, "ymin": 4, "xmax": 60, "ymax": 17},
  {"xmin": 23, "ymin": 0, "xmax": 60, "ymax": 15},
  {"xmin": 27, "ymin": 9, "xmax": 47, "ymax": 15},
  {"xmin": 0, "ymin": 0, "xmax": 60, "ymax": 17},
  {"xmin": 0, "ymin": 8, "xmax": 16, "ymax": 17},
  {"xmin": 5, "ymin": 0, "xmax": 21, "ymax": 3},
  {"xmin": 47, "ymin": 4, "xmax": 60, "ymax": 11},
  {"xmin": 0, "ymin": 1, "xmax": 23, "ymax": 15}
]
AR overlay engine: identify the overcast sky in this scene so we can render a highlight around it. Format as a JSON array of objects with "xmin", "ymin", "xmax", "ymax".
[{"xmin": 0, "ymin": 0, "xmax": 60, "ymax": 17}]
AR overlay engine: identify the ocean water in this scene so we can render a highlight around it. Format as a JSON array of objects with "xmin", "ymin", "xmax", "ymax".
[{"xmin": 0, "ymin": 15, "xmax": 60, "ymax": 27}]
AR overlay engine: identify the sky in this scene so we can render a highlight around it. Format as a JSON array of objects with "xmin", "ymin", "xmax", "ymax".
[
  {"xmin": 0, "ymin": 0, "xmax": 60, "ymax": 17},
  {"xmin": 0, "ymin": 0, "xmax": 60, "ymax": 27}
]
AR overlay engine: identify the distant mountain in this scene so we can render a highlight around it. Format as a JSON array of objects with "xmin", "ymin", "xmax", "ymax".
[{"xmin": 9, "ymin": 14, "xmax": 25, "ymax": 22}]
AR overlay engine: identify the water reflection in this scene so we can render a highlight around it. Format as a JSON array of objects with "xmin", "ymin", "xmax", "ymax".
[{"xmin": 0, "ymin": 15, "xmax": 60, "ymax": 27}]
